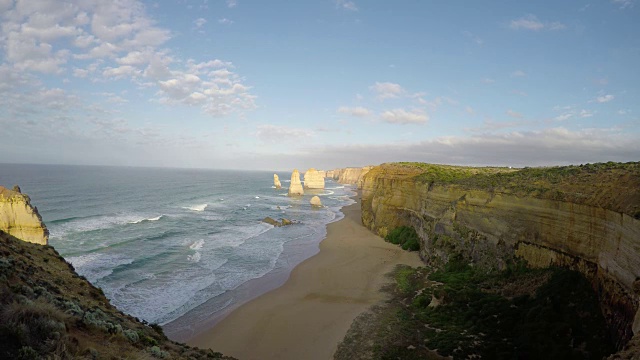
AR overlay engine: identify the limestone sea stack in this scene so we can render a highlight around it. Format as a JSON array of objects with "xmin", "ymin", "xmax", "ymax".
[
  {"xmin": 288, "ymin": 169, "xmax": 304, "ymax": 196},
  {"xmin": 274, "ymin": 174, "xmax": 282, "ymax": 189},
  {"xmin": 0, "ymin": 185, "xmax": 49, "ymax": 245},
  {"xmin": 310, "ymin": 196, "xmax": 322, "ymax": 207},
  {"xmin": 303, "ymin": 168, "xmax": 325, "ymax": 189}
]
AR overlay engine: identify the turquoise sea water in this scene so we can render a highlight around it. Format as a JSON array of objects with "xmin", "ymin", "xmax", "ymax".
[{"xmin": 0, "ymin": 164, "xmax": 355, "ymax": 336}]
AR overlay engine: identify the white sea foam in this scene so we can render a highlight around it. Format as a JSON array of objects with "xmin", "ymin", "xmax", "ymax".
[
  {"xmin": 255, "ymin": 196, "xmax": 260, "ymax": 199},
  {"xmin": 50, "ymin": 214, "xmax": 151, "ymax": 238},
  {"xmin": 67, "ymin": 253, "xmax": 134, "ymax": 283},
  {"xmin": 188, "ymin": 252, "xmax": 201, "ymax": 263},
  {"xmin": 184, "ymin": 204, "xmax": 208, "ymax": 212},
  {"xmin": 189, "ymin": 239, "xmax": 205, "ymax": 250},
  {"xmin": 129, "ymin": 215, "xmax": 164, "ymax": 224}
]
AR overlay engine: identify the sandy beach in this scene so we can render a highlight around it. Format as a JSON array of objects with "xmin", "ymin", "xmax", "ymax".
[{"xmin": 188, "ymin": 195, "xmax": 423, "ymax": 360}]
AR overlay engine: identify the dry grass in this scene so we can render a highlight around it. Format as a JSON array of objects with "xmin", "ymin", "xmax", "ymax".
[{"xmin": 0, "ymin": 230, "xmax": 235, "ymax": 360}]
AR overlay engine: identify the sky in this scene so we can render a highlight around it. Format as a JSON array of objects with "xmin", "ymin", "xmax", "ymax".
[{"xmin": 0, "ymin": 0, "xmax": 639, "ymax": 171}]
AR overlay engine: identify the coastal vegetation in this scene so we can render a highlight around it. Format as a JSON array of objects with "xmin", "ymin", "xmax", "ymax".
[
  {"xmin": 336, "ymin": 261, "xmax": 613, "ymax": 359},
  {"xmin": 399, "ymin": 161, "xmax": 640, "ymax": 216},
  {"xmin": 0, "ymin": 231, "xmax": 235, "ymax": 359},
  {"xmin": 384, "ymin": 226, "xmax": 420, "ymax": 251}
]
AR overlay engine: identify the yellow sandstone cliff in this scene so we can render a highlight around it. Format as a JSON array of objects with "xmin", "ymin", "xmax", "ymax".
[
  {"xmin": 360, "ymin": 162, "xmax": 640, "ymax": 352},
  {"xmin": 0, "ymin": 185, "xmax": 49, "ymax": 245},
  {"xmin": 329, "ymin": 166, "xmax": 373, "ymax": 188}
]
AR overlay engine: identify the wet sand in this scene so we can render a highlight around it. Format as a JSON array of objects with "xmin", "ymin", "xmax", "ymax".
[{"xmin": 188, "ymin": 196, "xmax": 423, "ymax": 360}]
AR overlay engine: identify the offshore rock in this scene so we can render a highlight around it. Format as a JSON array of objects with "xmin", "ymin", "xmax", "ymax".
[
  {"xmin": 360, "ymin": 162, "xmax": 640, "ymax": 354},
  {"xmin": 288, "ymin": 169, "xmax": 304, "ymax": 196},
  {"xmin": 274, "ymin": 174, "xmax": 282, "ymax": 189},
  {"xmin": 303, "ymin": 168, "xmax": 325, "ymax": 189},
  {"xmin": 310, "ymin": 196, "xmax": 322, "ymax": 207},
  {"xmin": 0, "ymin": 185, "xmax": 49, "ymax": 245},
  {"xmin": 262, "ymin": 217, "xmax": 293, "ymax": 227}
]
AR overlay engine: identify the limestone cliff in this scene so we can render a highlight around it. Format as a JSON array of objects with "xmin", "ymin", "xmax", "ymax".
[
  {"xmin": 303, "ymin": 168, "xmax": 325, "ymax": 189},
  {"xmin": 0, "ymin": 185, "xmax": 49, "ymax": 245},
  {"xmin": 360, "ymin": 162, "xmax": 640, "ymax": 353},
  {"xmin": 274, "ymin": 174, "xmax": 282, "ymax": 189},
  {"xmin": 288, "ymin": 169, "xmax": 304, "ymax": 196},
  {"xmin": 329, "ymin": 166, "xmax": 373, "ymax": 188}
]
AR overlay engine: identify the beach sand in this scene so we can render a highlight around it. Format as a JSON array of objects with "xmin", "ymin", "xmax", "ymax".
[{"xmin": 188, "ymin": 196, "xmax": 423, "ymax": 360}]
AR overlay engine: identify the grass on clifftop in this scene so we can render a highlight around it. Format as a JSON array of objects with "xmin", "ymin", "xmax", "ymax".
[
  {"xmin": 394, "ymin": 161, "xmax": 640, "ymax": 217},
  {"xmin": 0, "ymin": 231, "xmax": 235, "ymax": 360},
  {"xmin": 335, "ymin": 260, "xmax": 613, "ymax": 360}
]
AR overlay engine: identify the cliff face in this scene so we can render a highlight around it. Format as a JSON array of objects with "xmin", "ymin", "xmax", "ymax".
[
  {"xmin": 0, "ymin": 186, "xmax": 49, "ymax": 245},
  {"xmin": 360, "ymin": 162, "xmax": 640, "ymax": 352},
  {"xmin": 329, "ymin": 166, "xmax": 373, "ymax": 188}
]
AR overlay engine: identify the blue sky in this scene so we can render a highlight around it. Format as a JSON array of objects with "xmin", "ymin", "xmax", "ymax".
[{"xmin": 0, "ymin": 0, "xmax": 638, "ymax": 170}]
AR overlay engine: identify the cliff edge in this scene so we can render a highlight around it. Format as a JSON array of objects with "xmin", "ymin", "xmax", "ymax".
[
  {"xmin": 360, "ymin": 162, "xmax": 640, "ymax": 354},
  {"xmin": 0, "ymin": 185, "xmax": 49, "ymax": 245}
]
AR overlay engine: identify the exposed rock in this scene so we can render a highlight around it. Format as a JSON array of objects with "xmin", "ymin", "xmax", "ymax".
[
  {"xmin": 326, "ymin": 170, "xmax": 335, "ymax": 179},
  {"xmin": 303, "ymin": 168, "xmax": 325, "ymax": 189},
  {"xmin": 328, "ymin": 166, "xmax": 374, "ymax": 188},
  {"xmin": 262, "ymin": 217, "xmax": 293, "ymax": 227},
  {"xmin": 273, "ymin": 174, "xmax": 282, "ymax": 189},
  {"xmin": 360, "ymin": 162, "xmax": 640, "ymax": 354},
  {"xmin": 310, "ymin": 196, "xmax": 322, "ymax": 207},
  {"xmin": 0, "ymin": 185, "xmax": 48, "ymax": 245},
  {"xmin": 288, "ymin": 169, "xmax": 304, "ymax": 196},
  {"xmin": 317, "ymin": 170, "xmax": 327, "ymax": 178}
]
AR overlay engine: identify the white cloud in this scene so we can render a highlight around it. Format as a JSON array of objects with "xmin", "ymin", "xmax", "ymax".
[
  {"xmin": 555, "ymin": 113, "xmax": 573, "ymax": 121},
  {"xmin": 509, "ymin": 14, "xmax": 565, "ymax": 31},
  {"xmin": 506, "ymin": 109, "xmax": 523, "ymax": 118},
  {"xmin": 256, "ymin": 125, "xmax": 313, "ymax": 143},
  {"xmin": 218, "ymin": 18, "xmax": 234, "ymax": 25},
  {"xmin": 580, "ymin": 109, "xmax": 594, "ymax": 118},
  {"xmin": 296, "ymin": 127, "xmax": 640, "ymax": 169},
  {"xmin": 336, "ymin": 0, "xmax": 358, "ymax": 11},
  {"xmin": 510, "ymin": 70, "xmax": 526, "ymax": 78},
  {"xmin": 0, "ymin": 0, "xmax": 255, "ymax": 118},
  {"xmin": 370, "ymin": 82, "xmax": 405, "ymax": 101},
  {"xmin": 462, "ymin": 31, "xmax": 483, "ymax": 45},
  {"xmin": 194, "ymin": 18, "xmax": 207, "ymax": 28},
  {"xmin": 596, "ymin": 94, "xmax": 615, "ymax": 103},
  {"xmin": 611, "ymin": 0, "xmax": 634, "ymax": 9},
  {"xmin": 337, "ymin": 106, "xmax": 371, "ymax": 117},
  {"xmin": 481, "ymin": 77, "xmax": 495, "ymax": 84},
  {"xmin": 380, "ymin": 109, "xmax": 428, "ymax": 125},
  {"xmin": 227, "ymin": 0, "xmax": 237, "ymax": 8}
]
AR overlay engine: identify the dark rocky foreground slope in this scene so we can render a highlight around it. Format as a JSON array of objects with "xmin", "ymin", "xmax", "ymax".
[
  {"xmin": 356, "ymin": 161, "xmax": 640, "ymax": 358},
  {"xmin": 0, "ymin": 230, "xmax": 235, "ymax": 360}
]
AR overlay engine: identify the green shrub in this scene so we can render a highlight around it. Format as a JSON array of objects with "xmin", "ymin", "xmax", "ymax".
[
  {"xmin": 123, "ymin": 329, "xmax": 139, "ymax": 343},
  {"xmin": 385, "ymin": 226, "xmax": 420, "ymax": 251},
  {"xmin": 149, "ymin": 345, "xmax": 169, "ymax": 358}
]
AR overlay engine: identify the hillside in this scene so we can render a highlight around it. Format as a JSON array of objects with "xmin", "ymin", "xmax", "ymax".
[{"xmin": 0, "ymin": 230, "xmax": 235, "ymax": 360}]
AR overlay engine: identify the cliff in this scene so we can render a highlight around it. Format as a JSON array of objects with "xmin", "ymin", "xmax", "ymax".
[
  {"xmin": 288, "ymin": 169, "xmax": 304, "ymax": 196},
  {"xmin": 329, "ymin": 166, "xmax": 374, "ymax": 188},
  {"xmin": 303, "ymin": 168, "xmax": 325, "ymax": 189},
  {"xmin": 0, "ymin": 185, "xmax": 49, "ymax": 245},
  {"xmin": 0, "ymin": 230, "xmax": 234, "ymax": 359},
  {"xmin": 360, "ymin": 162, "xmax": 640, "ymax": 353}
]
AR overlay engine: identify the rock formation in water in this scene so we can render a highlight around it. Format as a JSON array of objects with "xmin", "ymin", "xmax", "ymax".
[
  {"xmin": 317, "ymin": 170, "xmax": 327, "ymax": 178},
  {"xmin": 326, "ymin": 170, "xmax": 335, "ymax": 179},
  {"xmin": 360, "ymin": 162, "xmax": 640, "ymax": 355},
  {"xmin": 288, "ymin": 169, "xmax": 304, "ymax": 196},
  {"xmin": 273, "ymin": 174, "xmax": 282, "ymax": 189},
  {"xmin": 310, "ymin": 196, "xmax": 322, "ymax": 207},
  {"xmin": 0, "ymin": 185, "xmax": 49, "ymax": 245},
  {"xmin": 303, "ymin": 168, "xmax": 325, "ymax": 189},
  {"xmin": 262, "ymin": 217, "xmax": 293, "ymax": 227}
]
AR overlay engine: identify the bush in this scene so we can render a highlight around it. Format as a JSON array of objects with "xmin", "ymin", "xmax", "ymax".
[
  {"xmin": 385, "ymin": 226, "xmax": 420, "ymax": 251},
  {"xmin": 123, "ymin": 329, "xmax": 139, "ymax": 343}
]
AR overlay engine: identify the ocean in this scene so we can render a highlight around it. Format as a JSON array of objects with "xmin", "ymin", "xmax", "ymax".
[{"xmin": 0, "ymin": 164, "xmax": 355, "ymax": 338}]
